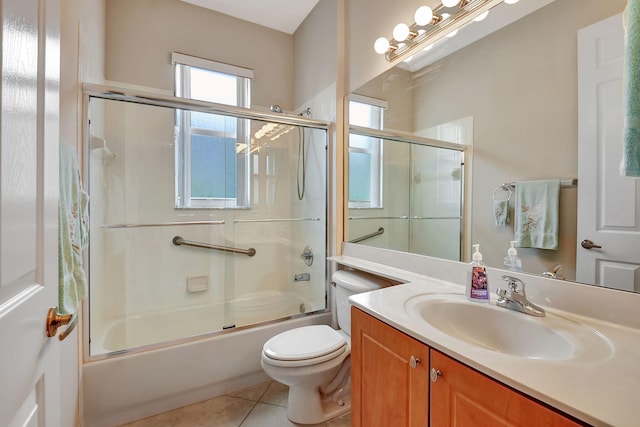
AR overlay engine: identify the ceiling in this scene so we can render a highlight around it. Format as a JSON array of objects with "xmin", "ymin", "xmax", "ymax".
[{"xmin": 179, "ymin": 0, "xmax": 321, "ymax": 34}]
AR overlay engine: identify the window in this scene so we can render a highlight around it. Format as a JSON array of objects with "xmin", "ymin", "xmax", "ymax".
[
  {"xmin": 348, "ymin": 95, "xmax": 386, "ymax": 208},
  {"xmin": 173, "ymin": 53, "xmax": 253, "ymax": 208}
]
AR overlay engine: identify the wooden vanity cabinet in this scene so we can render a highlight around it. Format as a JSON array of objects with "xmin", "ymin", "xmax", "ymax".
[
  {"xmin": 430, "ymin": 349, "xmax": 584, "ymax": 427},
  {"xmin": 351, "ymin": 307, "xmax": 430, "ymax": 427},
  {"xmin": 351, "ymin": 308, "xmax": 585, "ymax": 427}
]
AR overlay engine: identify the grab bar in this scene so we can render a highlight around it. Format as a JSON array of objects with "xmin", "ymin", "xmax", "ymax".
[
  {"xmin": 234, "ymin": 217, "xmax": 320, "ymax": 224},
  {"xmin": 348, "ymin": 227, "xmax": 384, "ymax": 243},
  {"xmin": 172, "ymin": 236, "xmax": 256, "ymax": 257},
  {"xmin": 102, "ymin": 220, "xmax": 225, "ymax": 229}
]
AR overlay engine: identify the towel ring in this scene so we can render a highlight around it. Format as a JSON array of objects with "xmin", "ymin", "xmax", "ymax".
[{"xmin": 493, "ymin": 184, "xmax": 512, "ymax": 202}]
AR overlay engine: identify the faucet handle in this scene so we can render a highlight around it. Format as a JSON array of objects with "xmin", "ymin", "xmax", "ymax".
[{"xmin": 500, "ymin": 275, "xmax": 525, "ymax": 294}]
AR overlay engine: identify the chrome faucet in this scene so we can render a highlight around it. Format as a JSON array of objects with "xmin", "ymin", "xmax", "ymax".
[
  {"xmin": 496, "ymin": 275, "xmax": 545, "ymax": 317},
  {"xmin": 542, "ymin": 264, "xmax": 565, "ymax": 280}
]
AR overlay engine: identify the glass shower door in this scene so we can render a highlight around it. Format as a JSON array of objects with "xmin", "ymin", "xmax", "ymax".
[{"xmin": 86, "ymin": 94, "xmax": 328, "ymax": 357}]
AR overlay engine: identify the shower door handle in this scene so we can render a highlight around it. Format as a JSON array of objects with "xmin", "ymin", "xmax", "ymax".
[{"xmin": 45, "ymin": 307, "xmax": 78, "ymax": 341}]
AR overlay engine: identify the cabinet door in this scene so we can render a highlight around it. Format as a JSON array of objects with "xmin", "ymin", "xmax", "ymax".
[
  {"xmin": 351, "ymin": 307, "xmax": 430, "ymax": 427},
  {"xmin": 430, "ymin": 350, "xmax": 584, "ymax": 426}
]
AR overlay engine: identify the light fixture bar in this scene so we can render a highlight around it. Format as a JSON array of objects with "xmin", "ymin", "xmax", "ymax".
[{"xmin": 382, "ymin": 0, "xmax": 504, "ymax": 62}]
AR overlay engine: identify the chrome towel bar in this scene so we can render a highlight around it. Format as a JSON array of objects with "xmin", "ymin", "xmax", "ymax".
[
  {"xmin": 172, "ymin": 236, "xmax": 256, "ymax": 257},
  {"xmin": 348, "ymin": 216, "xmax": 408, "ymax": 220},
  {"xmin": 102, "ymin": 220, "xmax": 225, "ymax": 228},
  {"xmin": 233, "ymin": 217, "xmax": 320, "ymax": 223}
]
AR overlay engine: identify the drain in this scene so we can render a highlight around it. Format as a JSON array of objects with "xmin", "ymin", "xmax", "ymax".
[{"xmin": 299, "ymin": 303, "xmax": 306, "ymax": 313}]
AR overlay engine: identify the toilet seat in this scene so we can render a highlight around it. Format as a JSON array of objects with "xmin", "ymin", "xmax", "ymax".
[{"xmin": 263, "ymin": 325, "xmax": 347, "ymax": 367}]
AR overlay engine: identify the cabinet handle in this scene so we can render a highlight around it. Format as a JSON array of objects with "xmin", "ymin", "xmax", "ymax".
[
  {"xmin": 430, "ymin": 368, "xmax": 442, "ymax": 382},
  {"xmin": 410, "ymin": 356, "xmax": 421, "ymax": 369}
]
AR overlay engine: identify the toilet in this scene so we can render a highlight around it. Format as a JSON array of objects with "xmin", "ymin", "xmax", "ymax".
[{"xmin": 261, "ymin": 270, "xmax": 389, "ymax": 424}]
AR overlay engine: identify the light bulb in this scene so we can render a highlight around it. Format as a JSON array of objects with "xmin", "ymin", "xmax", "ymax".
[
  {"xmin": 473, "ymin": 10, "xmax": 489, "ymax": 22},
  {"xmin": 441, "ymin": 0, "xmax": 459, "ymax": 7},
  {"xmin": 414, "ymin": 6, "xmax": 434, "ymax": 26},
  {"xmin": 393, "ymin": 23, "xmax": 410, "ymax": 41},
  {"xmin": 374, "ymin": 37, "xmax": 390, "ymax": 54},
  {"xmin": 504, "ymin": 0, "xmax": 519, "ymax": 3}
]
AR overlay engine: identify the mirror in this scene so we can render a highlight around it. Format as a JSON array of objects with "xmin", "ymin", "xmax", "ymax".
[
  {"xmin": 346, "ymin": 0, "xmax": 632, "ymax": 289},
  {"xmin": 347, "ymin": 132, "xmax": 465, "ymax": 260}
]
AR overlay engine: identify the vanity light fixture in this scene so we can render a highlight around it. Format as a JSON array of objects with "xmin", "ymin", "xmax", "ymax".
[{"xmin": 374, "ymin": 0, "xmax": 507, "ymax": 62}]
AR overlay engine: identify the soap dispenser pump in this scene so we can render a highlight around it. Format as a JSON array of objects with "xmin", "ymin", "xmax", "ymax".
[
  {"xmin": 466, "ymin": 244, "xmax": 489, "ymax": 303},
  {"xmin": 504, "ymin": 241, "xmax": 523, "ymax": 272}
]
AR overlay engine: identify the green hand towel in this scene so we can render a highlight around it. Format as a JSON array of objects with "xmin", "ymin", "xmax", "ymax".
[
  {"xmin": 59, "ymin": 142, "xmax": 89, "ymax": 315},
  {"xmin": 621, "ymin": 0, "xmax": 640, "ymax": 177},
  {"xmin": 514, "ymin": 180, "xmax": 560, "ymax": 250}
]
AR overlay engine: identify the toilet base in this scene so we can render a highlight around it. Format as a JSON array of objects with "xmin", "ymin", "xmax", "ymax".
[{"xmin": 287, "ymin": 386, "xmax": 351, "ymax": 425}]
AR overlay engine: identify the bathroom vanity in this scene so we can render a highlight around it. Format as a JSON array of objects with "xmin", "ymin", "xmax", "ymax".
[
  {"xmin": 333, "ymin": 244, "xmax": 640, "ymax": 427},
  {"xmin": 351, "ymin": 308, "xmax": 582, "ymax": 426}
]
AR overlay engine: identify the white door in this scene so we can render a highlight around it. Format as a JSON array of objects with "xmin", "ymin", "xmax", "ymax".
[
  {"xmin": 0, "ymin": 0, "xmax": 62, "ymax": 426},
  {"xmin": 577, "ymin": 13, "xmax": 640, "ymax": 292}
]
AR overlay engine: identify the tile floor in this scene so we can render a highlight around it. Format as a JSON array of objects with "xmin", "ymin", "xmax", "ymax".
[{"xmin": 119, "ymin": 381, "xmax": 351, "ymax": 427}]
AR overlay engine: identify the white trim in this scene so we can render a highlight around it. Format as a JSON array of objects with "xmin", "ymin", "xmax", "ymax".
[
  {"xmin": 171, "ymin": 52, "xmax": 254, "ymax": 79},
  {"xmin": 349, "ymin": 93, "xmax": 388, "ymax": 109}
]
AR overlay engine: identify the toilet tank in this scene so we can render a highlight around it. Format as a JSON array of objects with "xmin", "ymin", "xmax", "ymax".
[{"xmin": 332, "ymin": 270, "xmax": 391, "ymax": 337}]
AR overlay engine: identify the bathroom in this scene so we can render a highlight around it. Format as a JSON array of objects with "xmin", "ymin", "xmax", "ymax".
[{"xmin": 1, "ymin": 0, "xmax": 639, "ymax": 426}]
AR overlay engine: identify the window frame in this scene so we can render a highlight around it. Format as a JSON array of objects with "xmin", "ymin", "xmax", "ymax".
[
  {"xmin": 348, "ymin": 95, "xmax": 387, "ymax": 209},
  {"xmin": 172, "ymin": 53, "xmax": 253, "ymax": 209}
]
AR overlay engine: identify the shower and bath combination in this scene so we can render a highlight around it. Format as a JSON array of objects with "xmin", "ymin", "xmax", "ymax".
[{"xmin": 83, "ymin": 84, "xmax": 330, "ymax": 425}]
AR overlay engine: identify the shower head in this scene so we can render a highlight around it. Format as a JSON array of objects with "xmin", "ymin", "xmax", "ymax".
[{"xmin": 270, "ymin": 105, "xmax": 283, "ymax": 113}]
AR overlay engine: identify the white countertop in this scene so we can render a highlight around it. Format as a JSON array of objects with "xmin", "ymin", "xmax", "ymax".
[{"xmin": 331, "ymin": 253, "xmax": 640, "ymax": 427}]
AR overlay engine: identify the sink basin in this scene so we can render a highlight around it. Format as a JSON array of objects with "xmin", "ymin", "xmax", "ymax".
[{"xmin": 405, "ymin": 294, "xmax": 612, "ymax": 361}]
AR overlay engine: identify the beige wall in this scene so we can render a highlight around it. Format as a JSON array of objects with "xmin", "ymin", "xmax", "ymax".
[
  {"xmin": 294, "ymin": 0, "xmax": 338, "ymax": 109},
  {"xmin": 354, "ymin": 66, "xmax": 415, "ymax": 132},
  {"xmin": 413, "ymin": 0, "xmax": 626, "ymax": 278},
  {"xmin": 105, "ymin": 0, "xmax": 294, "ymax": 110}
]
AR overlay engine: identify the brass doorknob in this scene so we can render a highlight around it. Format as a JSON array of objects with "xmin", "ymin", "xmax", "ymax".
[
  {"xmin": 581, "ymin": 239, "xmax": 602, "ymax": 250},
  {"xmin": 46, "ymin": 307, "xmax": 78, "ymax": 341}
]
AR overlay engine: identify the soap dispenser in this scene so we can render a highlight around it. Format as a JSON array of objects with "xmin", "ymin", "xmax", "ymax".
[
  {"xmin": 466, "ymin": 244, "xmax": 489, "ymax": 303},
  {"xmin": 503, "ymin": 241, "xmax": 523, "ymax": 272}
]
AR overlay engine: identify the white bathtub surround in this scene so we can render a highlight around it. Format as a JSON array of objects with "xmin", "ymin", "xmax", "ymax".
[{"xmin": 332, "ymin": 243, "xmax": 640, "ymax": 427}]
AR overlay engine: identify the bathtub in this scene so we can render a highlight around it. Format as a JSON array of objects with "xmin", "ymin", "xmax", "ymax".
[
  {"xmin": 92, "ymin": 291, "xmax": 313, "ymax": 355},
  {"xmin": 83, "ymin": 294, "xmax": 331, "ymax": 427}
]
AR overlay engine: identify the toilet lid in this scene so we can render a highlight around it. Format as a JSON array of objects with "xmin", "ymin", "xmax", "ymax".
[{"xmin": 263, "ymin": 325, "xmax": 346, "ymax": 361}]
